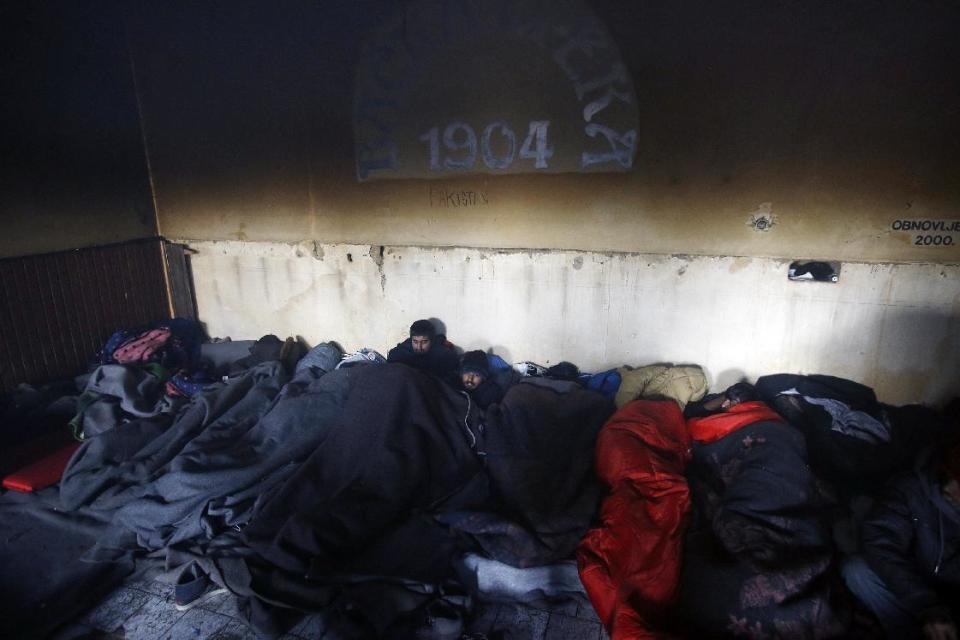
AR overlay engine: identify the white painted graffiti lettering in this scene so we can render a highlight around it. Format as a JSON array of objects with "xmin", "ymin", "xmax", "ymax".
[
  {"xmin": 576, "ymin": 63, "xmax": 633, "ymax": 122},
  {"xmin": 581, "ymin": 123, "xmax": 636, "ymax": 169},
  {"xmin": 552, "ymin": 22, "xmax": 611, "ymax": 82},
  {"xmin": 421, "ymin": 120, "xmax": 552, "ymax": 171},
  {"xmin": 481, "ymin": 121, "xmax": 516, "ymax": 169},
  {"xmin": 518, "ymin": 121, "xmax": 553, "ymax": 169},
  {"xmin": 442, "ymin": 122, "xmax": 478, "ymax": 170},
  {"xmin": 354, "ymin": 0, "xmax": 639, "ymax": 179}
]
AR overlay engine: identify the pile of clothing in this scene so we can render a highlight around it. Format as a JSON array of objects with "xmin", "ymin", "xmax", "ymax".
[{"xmin": 578, "ymin": 374, "xmax": 956, "ymax": 639}]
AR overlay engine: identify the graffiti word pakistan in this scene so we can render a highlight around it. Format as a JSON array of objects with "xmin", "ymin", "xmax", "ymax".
[
  {"xmin": 891, "ymin": 219, "xmax": 959, "ymax": 246},
  {"xmin": 429, "ymin": 188, "xmax": 488, "ymax": 207}
]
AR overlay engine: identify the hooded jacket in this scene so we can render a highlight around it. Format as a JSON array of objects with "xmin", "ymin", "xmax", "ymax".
[
  {"xmin": 386, "ymin": 334, "xmax": 459, "ymax": 381},
  {"xmin": 862, "ymin": 460, "xmax": 960, "ymax": 623},
  {"xmin": 459, "ymin": 351, "xmax": 520, "ymax": 410}
]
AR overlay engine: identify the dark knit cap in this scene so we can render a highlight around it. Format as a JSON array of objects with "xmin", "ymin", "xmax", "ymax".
[
  {"xmin": 409, "ymin": 319, "xmax": 437, "ymax": 339},
  {"xmin": 460, "ymin": 350, "xmax": 489, "ymax": 379},
  {"xmin": 725, "ymin": 382, "xmax": 759, "ymax": 404}
]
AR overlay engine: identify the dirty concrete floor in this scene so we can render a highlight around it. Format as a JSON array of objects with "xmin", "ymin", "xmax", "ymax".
[{"xmin": 62, "ymin": 577, "xmax": 609, "ymax": 639}]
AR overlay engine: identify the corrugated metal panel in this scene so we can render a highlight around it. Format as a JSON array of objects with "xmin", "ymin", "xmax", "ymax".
[{"xmin": 0, "ymin": 238, "xmax": 174, "ymax": 393}]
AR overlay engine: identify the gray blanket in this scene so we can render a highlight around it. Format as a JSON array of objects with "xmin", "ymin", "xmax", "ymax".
[
  {"xmin": 61, "ymin": 362, "xmax": 352, "ymax": 551},
  {"xmin": 74, "ymin": 364, "xmax": 182, "ymax": 438},
  {"xmin": 53, "ymin": 362, "xmax": 608, "ymax": 638}
]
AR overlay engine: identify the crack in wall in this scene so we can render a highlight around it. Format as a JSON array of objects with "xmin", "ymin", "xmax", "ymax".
[{"xmin": 369, "ymin": 244, "xmax": 386, "ymax": 293}]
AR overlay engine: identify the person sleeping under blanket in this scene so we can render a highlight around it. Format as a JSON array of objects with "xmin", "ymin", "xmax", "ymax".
[
  {"xmin": 577, "ymin": 398, "xmax": 692, "ymax": 639},
  {"xmin": 232, "ymin": 364, "xmax": 612, "ymax": 637},
  {"xmin": 679, "ymin": 383, "xmax": 852, "ymax": 638}
]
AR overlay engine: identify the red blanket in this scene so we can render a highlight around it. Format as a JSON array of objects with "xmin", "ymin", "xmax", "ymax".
[
  {"xmin": 686, "ymin": 400, "xmax": 784, "ymax": 443},
  {"xmin": 577, "ymin": 400, "xmax": 691, "ymax": 639}
]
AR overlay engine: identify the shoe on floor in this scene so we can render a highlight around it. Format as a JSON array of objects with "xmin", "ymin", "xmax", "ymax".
[{"xmin": 174, "ymin": 565, "xmax": 228, "ymax": 611}]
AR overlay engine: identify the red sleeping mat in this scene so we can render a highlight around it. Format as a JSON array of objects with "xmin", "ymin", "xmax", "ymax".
[
  {"xmin": 2, "ymin": 441, "xmax": 81, "ymax": 492},
  {"xmin": 0, "ymin": 428, "xmax": 75, "ymax": 477}
]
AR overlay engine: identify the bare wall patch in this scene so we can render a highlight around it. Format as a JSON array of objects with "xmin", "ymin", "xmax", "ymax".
[{"xmin": 369, "ymin": 244, "xmax": 385, "ymax": 268}]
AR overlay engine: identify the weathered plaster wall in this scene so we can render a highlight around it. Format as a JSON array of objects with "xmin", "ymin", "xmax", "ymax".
[
  {"xmin": 128, "ymin": 1, "xmax": 959, "ymax": 403},
  {"xmin": 186, "ymin": 240, "xmax": 959, "ymax": 406},
  {"xmin": 128, "ymin": 1, "xmax": 960, "ymax": 262}
]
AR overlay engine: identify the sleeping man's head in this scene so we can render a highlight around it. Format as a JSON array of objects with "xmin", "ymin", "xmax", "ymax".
[{"xmin": 722, "ymin": 382, "xmax": 759, "ymax": 410}]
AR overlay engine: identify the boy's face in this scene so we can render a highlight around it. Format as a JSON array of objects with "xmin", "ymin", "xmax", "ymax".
[{"xmin": 462, "ymin": 371, "xmax": 484, "ymax": 390}]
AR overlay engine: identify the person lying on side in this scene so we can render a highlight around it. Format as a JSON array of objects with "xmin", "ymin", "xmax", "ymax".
[
  {"xmin": 683, "ymin": 380, "xmax": 758, "ymax": 418},
  {"xmin": 678, "ymin": 381, "xmax": 847, "ymax": 636}
]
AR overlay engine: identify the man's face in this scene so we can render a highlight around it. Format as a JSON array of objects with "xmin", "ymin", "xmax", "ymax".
[
  {"xmin": 462, "ymin": 371, "xmax": 483, "ymax": 390},
  {"xmin": 411, "ymin": 335, "xmax": 431, "ymax": 354}
]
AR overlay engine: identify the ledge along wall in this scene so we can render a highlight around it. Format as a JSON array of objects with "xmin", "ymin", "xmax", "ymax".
[{"xmin": 121, "ymin": 1, "xmax": 960, "ymax": 405}]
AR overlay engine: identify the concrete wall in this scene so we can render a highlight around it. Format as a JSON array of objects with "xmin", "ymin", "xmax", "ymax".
[
  {"xmin": 0, "ymin": 2, "xmax": 955, "ymax": 403},
  {"xmin": 127, "ymin": 1, "xmax": 960, "ymax": 262},
  {"xmin": 186, "ymin": 240, "xmax": 959, "ymax": 406},
  {"xmin": 123, "ymin": 1, "xmax": 959, "ymax": 404}
]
